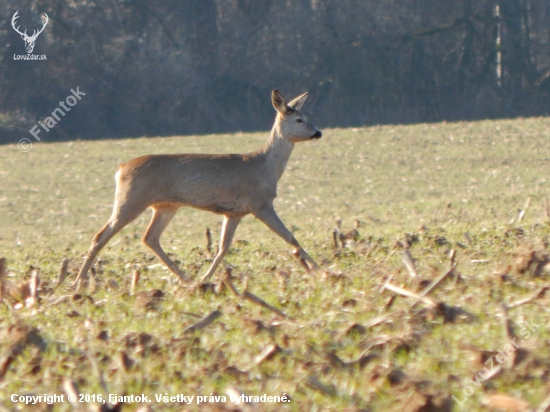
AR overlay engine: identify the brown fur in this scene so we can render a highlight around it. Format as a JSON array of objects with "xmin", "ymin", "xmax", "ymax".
[{"xmin": 75, "ymin": 90, "xmax": 322, "ymax": 285}]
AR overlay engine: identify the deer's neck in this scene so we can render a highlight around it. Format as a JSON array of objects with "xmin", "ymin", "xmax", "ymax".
[{"xmin": 260, "ymin": 124, "xmax": 294, "ymax": 182}]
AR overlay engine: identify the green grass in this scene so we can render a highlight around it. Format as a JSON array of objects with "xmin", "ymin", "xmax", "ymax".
[{"xmin": 1, "ymin": 118, "xmax": 550, "ymax": 411}]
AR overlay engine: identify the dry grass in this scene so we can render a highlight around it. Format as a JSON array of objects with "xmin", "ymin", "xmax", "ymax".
[{"xmin": 1, "ymin": 118, "xmax": 550, "ymax": 411}]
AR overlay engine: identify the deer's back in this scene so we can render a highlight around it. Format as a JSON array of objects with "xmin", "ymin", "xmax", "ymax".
[{"xmin": 117, "ymin": 153, "xmax": 276, "ymax": 214}]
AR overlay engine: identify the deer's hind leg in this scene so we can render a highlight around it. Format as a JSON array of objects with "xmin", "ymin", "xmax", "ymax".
[
  {"xmin": 143, "ymin": 203, "xmax": 189, "ymax": 281},
  {"xmin": 75, "ymin": 197, "xmax": 148, "ymax": 285}
]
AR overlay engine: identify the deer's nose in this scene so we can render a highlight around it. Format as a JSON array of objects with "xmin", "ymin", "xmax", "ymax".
[{"xmin": 311, "ymin": 131, "xmax": 322, "ymax": 139}]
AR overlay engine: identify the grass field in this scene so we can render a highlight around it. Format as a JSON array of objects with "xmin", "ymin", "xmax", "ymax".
[{"xmin": 1, "ymin": 118, "xmax": 550, "ymax": 411}]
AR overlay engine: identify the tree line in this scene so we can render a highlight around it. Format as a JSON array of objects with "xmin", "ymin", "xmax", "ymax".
[{"xmin": 1, "ymin": 0, "xmax": 549, "ymax": 143}]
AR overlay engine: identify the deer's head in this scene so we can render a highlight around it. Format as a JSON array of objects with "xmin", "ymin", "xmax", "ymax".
[
  {"xmin": 272, "ymin": 90, "xmax": 322, "ymax": 143},
  {"xmin": 12, "ymin": 11, "xmax": 48, "ymax": 54}
]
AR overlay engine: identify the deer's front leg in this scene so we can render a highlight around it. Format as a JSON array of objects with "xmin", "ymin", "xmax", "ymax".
[
  {"xmin": 253, "ymin": 204, "xmax": 319, "ymax": 272},
  {"xmin": 200, "ymin": 215, "xmax": 242, "ymax": 283}
]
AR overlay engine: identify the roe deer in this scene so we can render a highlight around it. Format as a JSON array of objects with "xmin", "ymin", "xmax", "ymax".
[{"xmin": 75, "ymin": 90, "xmax": 322, "ymax": 285}]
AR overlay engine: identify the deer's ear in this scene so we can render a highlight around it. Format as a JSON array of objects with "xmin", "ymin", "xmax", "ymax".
[
  {"xmin": 288, "ymin": 92, "xmax": 308, "ymax": 110},
  {"xmin": 272, "ymin": 90, "xmax": 288, "ymax": 115}
]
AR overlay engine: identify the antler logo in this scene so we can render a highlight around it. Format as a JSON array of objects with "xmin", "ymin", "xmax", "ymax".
[{"xmin": 11, "ymin": 10, "xmax": 48, "ymax": 54}]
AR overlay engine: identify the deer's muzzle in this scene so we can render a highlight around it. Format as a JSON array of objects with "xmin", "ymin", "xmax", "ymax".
[{"xmin": 311, "ymin": 131, "xmax": 322, "ymax": 139}]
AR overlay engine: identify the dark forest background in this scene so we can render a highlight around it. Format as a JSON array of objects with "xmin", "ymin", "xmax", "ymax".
[{"xmin": 1, "ymin": 0, "xmax": 550, "ymax": 143}]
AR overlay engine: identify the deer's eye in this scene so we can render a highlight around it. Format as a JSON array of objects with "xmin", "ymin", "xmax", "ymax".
[{"xmin": 296, "ymin": 119, "xmax": 303, "ymax": 123}]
